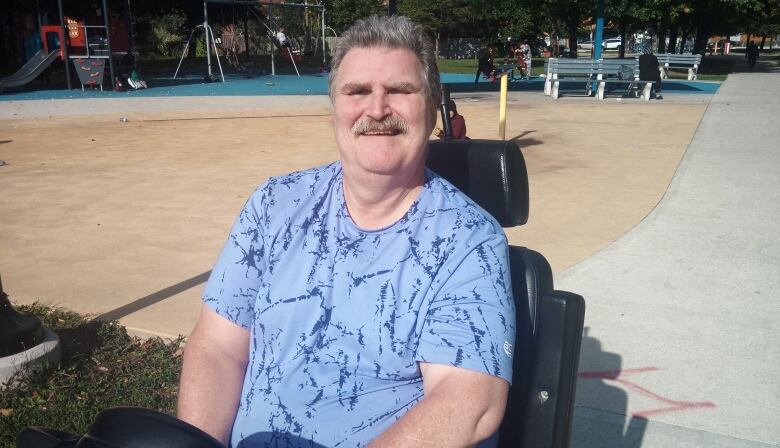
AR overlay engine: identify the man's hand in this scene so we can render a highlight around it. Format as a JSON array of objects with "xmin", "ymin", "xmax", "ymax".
[
  {"xmin": 368, "ymin": 363, "xmax": 509, "ymax": 447},
  {"xmin": 177, "ymin": 305, "xmax": 250, "ymax": 446}
]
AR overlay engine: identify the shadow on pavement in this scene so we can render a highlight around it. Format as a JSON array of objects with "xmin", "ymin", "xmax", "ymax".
[
  {"xmin": 511, "ymin": 130, "xmax": 544, "ymax": 149},
  {"xmin": 95, "ymin": 271, "xmax": 211, "ymax": 322},
  {"xmin": 572, "ymin": 328, "xmax": 647, "ymax": 448}
]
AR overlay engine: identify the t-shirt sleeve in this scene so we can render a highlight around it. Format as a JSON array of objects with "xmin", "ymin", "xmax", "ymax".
[
  {"xmin": 415, "ymin": 233, "xmax": 516, "ymax": 383},
  {"xmin": 202, "ymin": 187, "xmax": 268, "ymax": 329}
]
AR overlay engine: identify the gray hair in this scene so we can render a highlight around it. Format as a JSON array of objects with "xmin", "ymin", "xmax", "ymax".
[{"xmin": 328, "ymin": 15, "xmax": 441, "ymax": 109}]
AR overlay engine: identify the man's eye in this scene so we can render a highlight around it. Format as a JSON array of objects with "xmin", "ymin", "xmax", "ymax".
[{"xmin": 343, "ymin": 86, "xmax": 370, "ymax": 96}]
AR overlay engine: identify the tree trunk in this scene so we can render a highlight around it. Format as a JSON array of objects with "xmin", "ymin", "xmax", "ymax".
[
  {"xmin": 550, "ymin": 21, "xmax": 560, "ymax": 57},
  {"xmin": 692, "ymin": 0, "xmax": 710, "ymax": 55},
  {"xmin": 760, "ymin": 35, "xmax": 766, "ymax": 50},
  {"xmin": 657, "ymin": 13, "xmax": 668, "ymax": 54},
  {"xmin": 618, "ymin": 21, "xmax": 627, "ymax": 58},
  {"xmin": 680, "ymin": 29, "xmax": 690, "ymax": 53},
  {"xmin": 667, "ymin": 23, "xmax": 678, "ymax": 53},
  {"xmin": 567, "ymin": 11, "xmax": 578, "ymax": 58}
]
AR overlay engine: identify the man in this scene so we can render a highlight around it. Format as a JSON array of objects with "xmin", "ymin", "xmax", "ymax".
[
  {"xmin": 474, "ymin": 46, "xmax": 496, "ymax": 83},
  {"xmin": 638, "ymin": 46, "xmax": 662, "ymax": 100},
  {"xmin": 178, "ymin": 15, "xmax": 514, "ymax": 448},
  {"xmin": 433, "ymin": 99, "xmax": 468, "ymax": 140},
  {"xmin": 746, "ymin": 41, "xmax": 759, "ymax": 70}
]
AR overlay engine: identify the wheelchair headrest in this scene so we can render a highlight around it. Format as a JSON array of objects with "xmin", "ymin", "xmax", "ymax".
[
  {"xmin": 427, "ymin": 139, "xmax": 529, "ymax": 227},
  {"xmin": 74, "ymin": 407, "xmax": 223, "ymax": 448}
]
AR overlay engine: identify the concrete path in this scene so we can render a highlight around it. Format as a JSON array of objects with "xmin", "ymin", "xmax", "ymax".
[{"xmin": 561, "ymin": 71, "xmax": 780, "ymax": 446}]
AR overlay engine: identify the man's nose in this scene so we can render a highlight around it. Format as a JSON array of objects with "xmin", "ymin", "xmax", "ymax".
[{"xmin": 365, "ymin": 92, "xmax": 391, "ymax": 120}]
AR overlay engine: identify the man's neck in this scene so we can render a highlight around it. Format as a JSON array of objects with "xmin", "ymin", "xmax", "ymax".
[{"xmin": 342, "ymin": 165, "xmax": 426, "ymax": 230}]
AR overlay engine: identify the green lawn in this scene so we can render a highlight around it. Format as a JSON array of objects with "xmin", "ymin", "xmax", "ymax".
[
  {"xmin": 437, "ymin": 57, "xmax": 547, "ymax": 77},
  {"xmin": 436, "ymin": 52, "xmax": 780, "ymax": 82},
  {"xmin": 0, "ymin": 303, "xmax": 183, "ymax": 448}
]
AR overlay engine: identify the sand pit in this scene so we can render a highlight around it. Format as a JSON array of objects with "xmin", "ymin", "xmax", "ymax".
[{"xmin": 0, "ymin": 93, "xmax": 707, "ymax": 337}]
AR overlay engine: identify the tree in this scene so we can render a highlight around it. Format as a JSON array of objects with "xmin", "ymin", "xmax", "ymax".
[
  {"xmin": 321, "ymin": 0, "xmax": 384, "ymax": 34},
  {"xmin": 605, "ymin": 0, "xmax": 653, "ymax": 57},
  {"xmin": 562, "ymin": 0, "xmax": 593, "ymax": 57},
  {"xmin": 739, "ymin": 0, "xmax": 780, "ymax": 49}
]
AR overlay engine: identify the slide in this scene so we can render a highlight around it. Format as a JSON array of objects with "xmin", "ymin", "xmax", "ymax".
[{"xmin": 0, "ymin": 49, "xmax": 60, "ymax": 91}]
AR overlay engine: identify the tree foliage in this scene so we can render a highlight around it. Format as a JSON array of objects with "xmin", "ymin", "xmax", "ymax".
[
  {"xmin": 4, "ymin": 0, "xmax": 775, "ymax": 64},
  {"xmin": 321, "ymin": 0, "xmax": 385, "ymax": 34}
]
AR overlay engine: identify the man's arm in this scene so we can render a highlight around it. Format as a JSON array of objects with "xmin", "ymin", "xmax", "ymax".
[
  {"xmin": 369, "ymin": 363, "xmax": 509, "ymax": 448},
  {"xmin": 178, "ymin": 304, "xmax": 250, "ymax": 446}
]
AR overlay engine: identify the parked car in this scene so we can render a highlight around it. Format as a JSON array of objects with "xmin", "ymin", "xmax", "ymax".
[
  {"xmin": 578, "ymin": 40, "xmax": 594, "ymax": 50},
  {"xmin": 602, "ymin": 38, "xmax": 623, "ymax": 49}
]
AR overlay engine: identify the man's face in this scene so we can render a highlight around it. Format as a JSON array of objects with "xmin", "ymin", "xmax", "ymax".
[{"xmin": 332, "ymin": 46, "xmax": 434, "ymax": 178}]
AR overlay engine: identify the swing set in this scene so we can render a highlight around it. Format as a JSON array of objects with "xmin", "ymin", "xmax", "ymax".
[{"xmin": 174, "ymin": 0, "xmax": 327, "ymax": 81}]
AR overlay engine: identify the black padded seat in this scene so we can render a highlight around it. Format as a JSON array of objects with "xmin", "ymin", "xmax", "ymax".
[
  {"xmin": 428, "ymin": 139, "xmax": 585, "ymax": 448},
  {"xmin": 427, "ymin": 139, "xmax": 528, "ymax": 227}
]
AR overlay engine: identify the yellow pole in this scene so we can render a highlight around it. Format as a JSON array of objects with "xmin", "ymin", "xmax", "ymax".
[{"xmin": 499, "ymin": 73, "xmax": 508, "ymax": 140}]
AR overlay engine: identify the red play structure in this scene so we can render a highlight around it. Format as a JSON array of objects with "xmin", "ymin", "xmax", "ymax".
[{"xmin": 0, "ymin": 0, "xmax": 130, "ymax": 93}]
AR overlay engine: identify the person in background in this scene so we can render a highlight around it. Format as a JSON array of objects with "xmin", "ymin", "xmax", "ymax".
[
  {"xmin": 518, "ymin": 40, "xmax": 532, "ymax": 80},
  {"xmin": 475, "ymin": 47, "xmax": 496, "ymax": 82},
  {"xmin": 746, "ymin": 41, "xmax": 759, "ymax": 70},
  {"xmin": 433, "ymin": 99, "xmax": 468, "ymax": 139},
  {"xmin": 275, "ymin": 26, "xmax": 290, "ymax": 49},
  {"xmin": 638, "ymin": 46, "xmax": 662, "ymax": 100}
]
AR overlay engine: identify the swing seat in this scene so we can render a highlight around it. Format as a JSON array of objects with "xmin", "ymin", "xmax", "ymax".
[{"xmin": 281, "ymin": 49, "xmax": 302, "ymax": 63}]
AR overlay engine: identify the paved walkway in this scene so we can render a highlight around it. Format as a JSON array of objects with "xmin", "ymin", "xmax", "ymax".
[{"xmin": 561, "ymin": 71, "xmax": 780, "ymax": 446}]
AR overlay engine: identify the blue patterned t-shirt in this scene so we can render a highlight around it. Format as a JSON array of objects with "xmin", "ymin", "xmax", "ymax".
[{"xmin": 204, "ymin": 161, "xmax": 515, "ymax": 447}]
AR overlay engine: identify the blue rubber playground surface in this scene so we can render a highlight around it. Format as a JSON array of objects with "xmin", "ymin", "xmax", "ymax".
[{"xmin": 0, "ymin": 72, "xmax": 720, "ymax": 101}]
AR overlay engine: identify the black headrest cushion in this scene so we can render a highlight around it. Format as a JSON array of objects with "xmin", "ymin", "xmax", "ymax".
[{"xmin": 427, "ymin": 139, "xmax": 529, "ymax": 227}]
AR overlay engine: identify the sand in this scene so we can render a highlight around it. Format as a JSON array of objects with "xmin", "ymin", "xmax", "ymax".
[{"xmin": 0, "ymin": 92, "xmax": 708, "ymax": 337}]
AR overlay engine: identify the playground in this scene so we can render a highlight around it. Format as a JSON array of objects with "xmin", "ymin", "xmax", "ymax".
[{"xmin": 0, "ymin": 0, "xmax": 333, "ymax": 95}]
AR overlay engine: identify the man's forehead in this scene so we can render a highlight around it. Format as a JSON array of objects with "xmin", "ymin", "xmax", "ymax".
[{"xmin": 336, "ymin": 46, "xmax": 423, "ymax": 85}]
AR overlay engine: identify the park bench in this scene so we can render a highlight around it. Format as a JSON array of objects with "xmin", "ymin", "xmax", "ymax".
[
  {"xmin": 595, "ymin": 58, "xmax": 654, "ymax": 101},
  {"xmin": 546, "ymin": 58, "xmax": 600, "ymax": 99},
  {"xmin": 655, "ymin": 53, "xmax": 702, "ymax": 80},
  {"xmin": 545, "ymin": 57, "xmax": 654, "ymax": 100},
  {"xmin": 544, "ymin": 58, "xmax": 596, "ymax": 95}
]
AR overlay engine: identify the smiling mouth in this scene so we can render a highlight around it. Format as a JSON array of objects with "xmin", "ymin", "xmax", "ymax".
[{"xmin": 361, "ymin": 129, "xmax": 402, "ymax": 136}]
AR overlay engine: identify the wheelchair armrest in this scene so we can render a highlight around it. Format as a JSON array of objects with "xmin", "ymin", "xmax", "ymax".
[
  {"xmin": 16, "ymin": 427, "xmax": 80, "ymax": 448},
  {"xmin": 17, "ymin": 407, "xmax": 224, "ymax": 448},
  {"xmin": 522, "ymin": 291, "xmax": 585, "ymax": 448}
]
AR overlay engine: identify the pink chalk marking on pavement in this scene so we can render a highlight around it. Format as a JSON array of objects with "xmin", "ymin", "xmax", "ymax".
[
  {"xmin": 578, "ymin": 366, "xmax": 661, "ymax": 379},
  {"xmin": 578, "ymin": 366, "xmax": 716, "ymax": 418}
]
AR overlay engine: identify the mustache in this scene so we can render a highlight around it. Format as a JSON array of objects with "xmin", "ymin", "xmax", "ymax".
[{"xmin": 351, "ymin": 115, "xmax": 409, "ymax": 136}]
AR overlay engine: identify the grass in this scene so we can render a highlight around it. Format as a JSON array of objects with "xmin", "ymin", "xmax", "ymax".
[
  {"xmin": 434, "ymin": 54, "xmax": 742, "ymax": 81},
  {"xmin": 437, "ymin": 57, "xmax": 549, "ymax": 78},
  {"xmin": 0, "ymin": 302, "xmax": 184, "ymax": 448}
]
